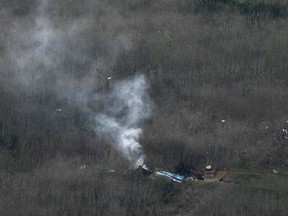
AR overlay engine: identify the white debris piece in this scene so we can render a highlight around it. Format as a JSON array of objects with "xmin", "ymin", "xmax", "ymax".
[
  {"xmin": 221, "ymin": 119, "xmax": 225, "ymax": 123},
  {"xmin": 206, "ymin": 165, "xmax": 212, "ymax": 170},
  {"xmin": 273, "ymin": 169, "xmax": 279, "ymax": 174},
  {"xmin": 80, "ymin": 165, "xmax": 87, "ymax": 170},
  {"xmin": 283, "ymin": 129, "xmax": 288, "ymax": 139},
  {"xmin": 108, "ymin": 76, "xmax": 112, "ymax": 80},
  {"xmin": 265, "ymin": 126, "xmax": 269, "ymax": 130},
  {"xmin": 56, "ymin": 108, "xmax": 62, "ymax": 112},
  {"xmin": 108, "ymin": 169, "xmax": 115, "ymax": 173}
]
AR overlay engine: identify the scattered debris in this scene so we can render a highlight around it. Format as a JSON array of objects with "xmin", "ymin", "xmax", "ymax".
[
  {"xmin": 55, "ymin": 108, "xmax": 62, "ymax": 112},
  {"xmin": 140, "ymin": 165, "xmax": 229, "ymax": 183},
  {"xmin": 139, "ymin": 165, "xmax": 281, "ymax": 185}
]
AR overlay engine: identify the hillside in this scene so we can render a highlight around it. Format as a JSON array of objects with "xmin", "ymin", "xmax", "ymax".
[{"xmin": 1, "ymin": 0, "xmax": 288, "ymax": 215}]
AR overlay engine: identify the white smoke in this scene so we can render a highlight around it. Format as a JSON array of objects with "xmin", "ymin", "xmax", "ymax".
[
  {"xmin": 2, "ymin": 0, "xmax": 153, "ymax": 168},
  {"xmin": 96, "ymin": 75, "xmax": 152, "ymax": 168}
]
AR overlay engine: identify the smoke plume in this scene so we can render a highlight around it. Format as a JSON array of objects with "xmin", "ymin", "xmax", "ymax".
[
  {"xmin": 96, "ymin": 75, "xmax": 152, "ymax": 168},
  {"xmin": 1, "ymin": 0, "xmax": 153, "ymax": 167}
]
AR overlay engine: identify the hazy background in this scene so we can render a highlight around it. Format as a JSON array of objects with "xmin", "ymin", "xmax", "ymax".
[{"xmin": 1, "ymin": 0, "xmax": 288, "ymax": 215}]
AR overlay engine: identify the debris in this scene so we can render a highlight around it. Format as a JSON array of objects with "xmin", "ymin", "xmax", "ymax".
[
  {"xmin": 55, "ymin": 108, "xmax": 62, "ymax": 112},
  {"xmin": 142, "ymin": 164, "xmax": 148, "ymax": 170},
  {"xmin": 155, "ymin": 170, "xmax": 185, "ymax": 183},
  {"xmin": 142, "ymin": 166, "xmax": 185, "ymax": 183},
  {"xmin": 282, "ymin": 129, "xmax": 288, "ymax": 139},
  {"xmin": 108, "ymin": 76, "xmax": 112, "ymax": 80},
  {"xmin": 108, "ymin": 169, "xmax": 115, "ymax": 173},
  {"xmin": 206, "ymin": 165, "xmax": 212, "ymax": 170},
  {"xmin": 80, "ymin": 165, "xmax": 87, "ymax": 170},
  {"xmin": 272, "ymin": 169, "xmax": 279, "ymax": 174},
  {"xmin": 140, "ymin": 165, "xmax": 276, "ymax": 184},
  {"xmin": 142, "ymin": 164, "xmax": 152, "ymax": 173},
  {"xmin": 186, "ymin": 176, "xmax": 195, "ymax": 181},
  {"xmin": 221, "ymin": 119, "xmax": 225, "ymax": 123},
  {"xmin": 140, "ymin": 164, "xmax": 153, "ymax": 175},
  {"xmin": 265, "ymin": 126, "xmax": 269, "ymax": 130}
]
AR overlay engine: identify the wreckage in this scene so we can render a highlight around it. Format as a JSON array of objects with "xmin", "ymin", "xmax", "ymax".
[
  {"xmin": 141, "ymin": 165, "xmax": 185, "ymax": 183},
  {"xmin": 141, "ymin": 165, "xmax": 230, "ymax": 183},
  {"xmin": 140, "ymin": 164, "xmax": 280, "ymax": 184},
  {"xmin": 154, "ymin": 170, "xmax": 186, "ymax": 183}
]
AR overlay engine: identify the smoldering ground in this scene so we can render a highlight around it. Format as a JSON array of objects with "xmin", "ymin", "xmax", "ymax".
[{"xmin": 0, "ymin": 0, "xmax": 152, "ymax": 167}]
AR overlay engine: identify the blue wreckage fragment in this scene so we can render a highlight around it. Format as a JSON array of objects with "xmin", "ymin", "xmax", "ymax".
[{"xmin": 155, "ymin": 170, "xmax": 185, "ymax": 183}]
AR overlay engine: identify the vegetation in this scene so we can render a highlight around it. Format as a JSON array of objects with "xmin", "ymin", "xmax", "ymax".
[{"xmin": 1, "ymin": 0, "xmax": 288, "ymax": 215}]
